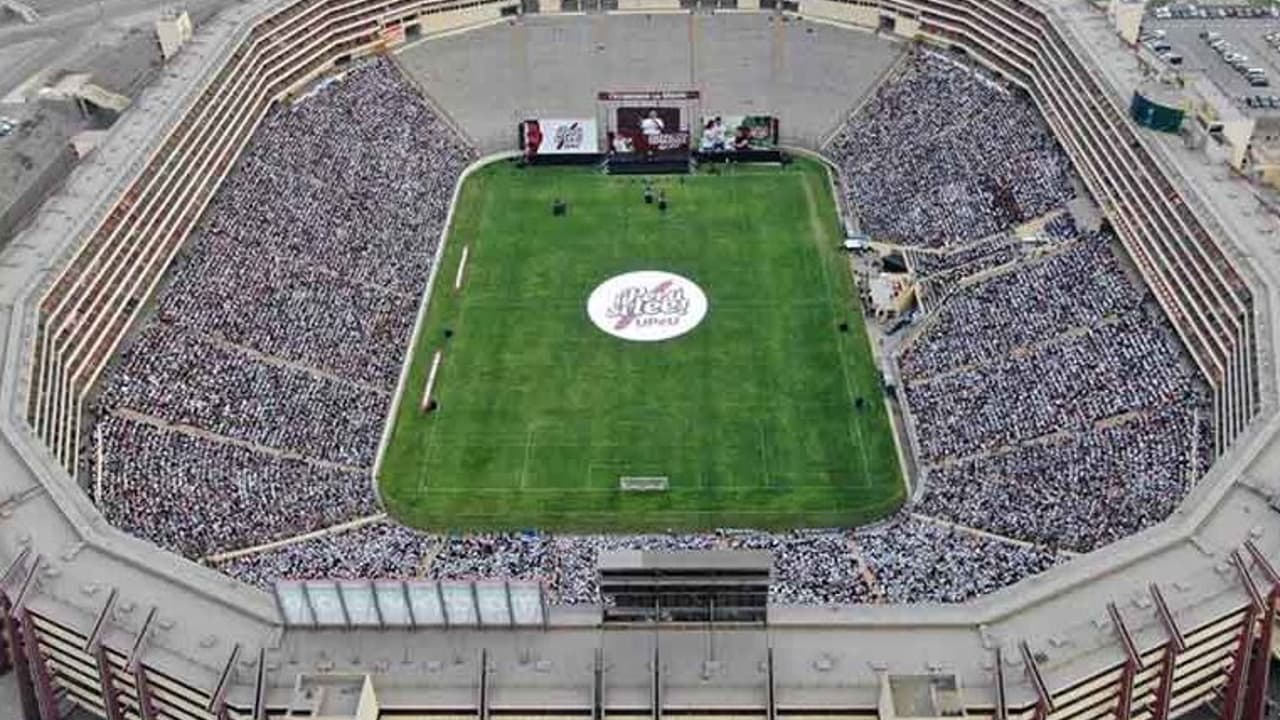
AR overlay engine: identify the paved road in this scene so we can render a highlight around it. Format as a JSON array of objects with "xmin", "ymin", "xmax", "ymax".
[
  {"xmin": 0, "ymin": 673, "xmax": 18, "ymax": 720},
  {"xmin": 0, "ymin": 0, "xmax": 229, "ymax": 100},
  {"xmin": 0, "ymin": 0, "xmax": 225, "ymax": 45}
]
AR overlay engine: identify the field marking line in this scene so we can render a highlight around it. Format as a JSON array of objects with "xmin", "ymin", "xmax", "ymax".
[
  {"xmin": 454, "ymin": 244, "xmax": 470, "ymax": 291},
  {"xmin": 519, "ymin": 426, "xmax": 536, "ymax": 489},
  {"xmin": 405, "ymin": 495, "xmax": 904, "ymax": 517},
  {"xmin": 420, "ymin": 349, "xmax": 444, "ymax": 412},
  {"xmin": 426, "ymin": 393, "xmax": 856, "ymax": 411},
  {"xmin": 418, "ymin": 407, "xmax": 859, "ymax": 440},
  {"xmin": 800, "ymin": 173, "xmax": 872, "ymax": 485},
  {"xmin": 406, "ymin": 479, "xmax": 888, "ymax": 494},
  {"xmin": 440, "ymin": 187, "xmax": 491, "ymax": 340}
]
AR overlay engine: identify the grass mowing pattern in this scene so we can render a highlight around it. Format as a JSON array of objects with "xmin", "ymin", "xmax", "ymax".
[{"xmin": 380, "ymin": 158, "xmax": 904, "ymax": 531}]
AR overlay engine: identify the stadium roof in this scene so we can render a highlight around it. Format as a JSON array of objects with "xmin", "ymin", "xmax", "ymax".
[{"xmin": 0, "ymin": 0, "xmax": 1276, "ymax": 711}]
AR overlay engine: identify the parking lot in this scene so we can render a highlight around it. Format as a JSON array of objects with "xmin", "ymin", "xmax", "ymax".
[{"xmin": 1148, "ymin": 15, "xmax": 1280, "ymax": 113}]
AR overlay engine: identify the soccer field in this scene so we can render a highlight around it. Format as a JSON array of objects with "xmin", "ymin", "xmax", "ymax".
[{"xmin": 379, "ymin": 158, "xmax": 904, "ymax": 532}]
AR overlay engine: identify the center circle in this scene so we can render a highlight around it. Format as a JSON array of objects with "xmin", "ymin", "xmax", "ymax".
[{"xmin": 586, "ymin": 270, "xmax": 708, "ymax": 342}]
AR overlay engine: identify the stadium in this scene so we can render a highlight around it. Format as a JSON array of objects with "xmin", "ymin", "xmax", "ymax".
[{"xmin": 0, "ymin": 0, "xmax": 1278, "ymax": 718}]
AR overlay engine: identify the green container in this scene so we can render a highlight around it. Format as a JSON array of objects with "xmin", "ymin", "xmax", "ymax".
[{"xmin": 1131, "ymin": 90, "xmax": 1185, "ymax": 133}]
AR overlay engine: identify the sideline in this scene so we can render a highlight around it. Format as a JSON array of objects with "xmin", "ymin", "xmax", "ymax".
[
  {"xmin": 787, "ymin": 147, "xmax": 919, "ymax": 507},
  {"xmin": 371, "ymin": 151, "xmax": 518, "ymax": 505}
]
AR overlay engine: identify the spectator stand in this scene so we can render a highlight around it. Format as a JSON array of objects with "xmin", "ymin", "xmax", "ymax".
[{"xmin": 82, "ymin": 51, "xmax": 1212, "ymax": 607}]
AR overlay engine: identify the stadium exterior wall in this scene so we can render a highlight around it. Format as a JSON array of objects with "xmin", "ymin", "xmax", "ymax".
[{"xmin": 0, "ymin": 0, "xmax": 1277, "ymax": 719}]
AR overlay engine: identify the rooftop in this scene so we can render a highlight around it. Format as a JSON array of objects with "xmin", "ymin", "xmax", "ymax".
[{"xmin": 598, "ymin": 549, "xmax": 775, "ymax": 572}]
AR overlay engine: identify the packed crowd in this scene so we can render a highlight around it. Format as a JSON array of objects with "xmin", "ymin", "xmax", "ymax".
[
  {"xmin": 216, "ymin": 521, "xmax": 436, "ymax": 589},
  {"xmin": 156, "ymin": 235, "xmax": 418, "ymax": 389},
  {"xmin": 88, "ymin": 58, "xmax": 476, "ymax": 557},
  {"xmin": 915, "ymin": 275, "xmax": 957, "ymax": 314},
  {"xmin": 845, "ymin": 48, "xmax": 1210, "ymax": 566},
  {"xmin": 98, "ymin": 325, "xmax": 388, "ymax": 468},
  {"xmin": 85, "ymin": 52, "xmax": 1210, "ymax": 607},
  {"xmin": 426, "ymin": 524, "xmax": 1053, "ymax": 605},
  {"xmin": 218, "ymin": 519, "xmax": 1056, "ymax": 605},
  {"xmin": 899, "ymin": 234, "xmax": 1146, "ymax": 379},
  {"xmin": 916, "ymin": 408, "xmax": 1206, "ymax": 553},
  {"xmin": 856, "ymin": 516, "xmax": 1060, "ymax": 603},
  {"xmin": 96, "ymin": 415, "xmax": 379, "ymax": 559},
  {"xmin": 826, "ymin": 50, "xmax": 1075, "ymax": 248},
  {"xmin": 906, "ymin": 305, "xmax": 1204, "ymax": 459},
  {"xmin": 899, "ymin": 231, "xmax": 1211, "ymax": 551},
  {"xmin": 906, "ymin": 236, "xmax": 1024, "ymax": 314}
]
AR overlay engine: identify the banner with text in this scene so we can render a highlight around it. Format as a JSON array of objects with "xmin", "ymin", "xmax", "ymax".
[{"xmin": 522, "ymin": 118, "xmax": 600, "ymax": 155}]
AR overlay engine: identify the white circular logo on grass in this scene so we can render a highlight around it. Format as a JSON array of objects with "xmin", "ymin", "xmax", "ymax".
[{"xmin": 587, "ymin": 270, "xmax": 708, "ymax": 342}]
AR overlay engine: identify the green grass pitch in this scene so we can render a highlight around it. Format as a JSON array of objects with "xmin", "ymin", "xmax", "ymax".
[{"xmin": 379, "ymin": 157, "xmax": 904, "ymax": 532}]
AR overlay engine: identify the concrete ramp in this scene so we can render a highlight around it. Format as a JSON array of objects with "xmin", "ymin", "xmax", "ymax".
[
  {"xmin": 75, "ymin": 81, "xmax": 130, "ymax": 113},
  {"xmin": 38, "ymin": 72, "xmax": 131, "ymax": 114}
]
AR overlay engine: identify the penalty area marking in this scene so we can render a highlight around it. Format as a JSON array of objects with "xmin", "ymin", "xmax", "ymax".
[
  {"xmin": 420, "ymin": 349, "xmax": 444, "ymax": 412},
  {"xmin": 454, "ymin": 244, "xmax": 470, "ymax": 291}
]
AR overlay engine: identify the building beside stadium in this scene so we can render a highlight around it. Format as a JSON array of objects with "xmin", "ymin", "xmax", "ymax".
[{"xmin": 0, "ymin": 0, "xmax": 1278, "ymax": 718}]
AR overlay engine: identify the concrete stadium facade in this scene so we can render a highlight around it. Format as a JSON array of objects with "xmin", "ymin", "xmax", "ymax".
[{"xmin": 0, "ymin": 0, "xmax": 1278, "ymax": 718}]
